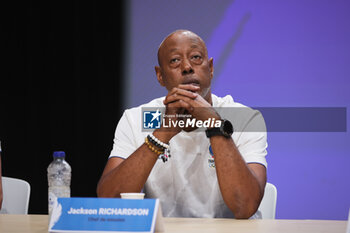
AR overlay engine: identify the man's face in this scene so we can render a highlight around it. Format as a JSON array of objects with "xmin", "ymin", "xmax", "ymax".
[{"xmin": 155, "ymin": 31, "xmax": 214, "ymax": 102}]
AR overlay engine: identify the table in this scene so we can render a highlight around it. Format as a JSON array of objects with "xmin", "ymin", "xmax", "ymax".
[{"xmin": 0, "ymin": 214, "xmax": 347, "ymax": 233}]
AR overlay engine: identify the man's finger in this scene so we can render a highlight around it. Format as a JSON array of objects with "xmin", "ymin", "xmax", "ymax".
[
  {"xmin": 164, "ymin": 88, "xmax": 198, "ymax": 105},
  {"xmin": 177, "ymin": 84, "xmax": 200, "ymax": 91},
  {"xmin": 165, "ymin": 94, "xmax": 196, "ymax": 106},
  {"xmin": 167, "ymin": 100, "xmax": 193, "ymax": 112},
  {"xmin": 167, "ymin": 84, "xmax": 199, "ymax": 97}
]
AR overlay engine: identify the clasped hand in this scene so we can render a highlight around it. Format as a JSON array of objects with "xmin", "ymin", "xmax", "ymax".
[{"xmin": 162, "ymin": 84, "xmax": 220, "ymax": 133}]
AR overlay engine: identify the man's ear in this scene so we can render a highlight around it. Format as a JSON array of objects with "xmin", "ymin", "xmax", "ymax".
[
  {"xmin": 208, "ymin": 57, "xmax": 214, "ymax": 79},
  {"xmin": 155, "ymin": 66, "xmax": 165, "ymax": 86}
]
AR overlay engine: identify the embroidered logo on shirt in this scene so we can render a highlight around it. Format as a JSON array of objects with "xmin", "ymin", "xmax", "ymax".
[
  {"xmin": 208, "ymin": 145, "xmax": 215, "ymax": 168},
  {"xmin": 143, "ymin": 109, "xmax": 162, "ymax": 129}
]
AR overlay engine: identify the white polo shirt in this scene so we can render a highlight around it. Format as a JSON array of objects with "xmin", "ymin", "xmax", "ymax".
[{"xmin": 109, "ymin": 94, "xmax": 267, "ymax": 218}]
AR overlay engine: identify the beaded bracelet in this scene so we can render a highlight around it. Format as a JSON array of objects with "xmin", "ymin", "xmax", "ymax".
[
  {"xmin": 147, "ymin": 135, "xmax": 165, "ymax": 151},
  {"xmin": 160, "ymin": 147, "xmax": 171, "ymax": 163},
  {"xmin": 145, "ymin": 134, "xmax": 171, "ymax": 163},
  {"xmin": 149, "ymin": 134, "xmax": 169, "ymax": 149},
  {"xmin": 145, "ymin": 137, "xmax": 163, "ymax": 155}
]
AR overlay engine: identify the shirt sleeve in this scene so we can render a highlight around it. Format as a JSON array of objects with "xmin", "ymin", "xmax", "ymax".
[
  {"xmin": 109, "ymin": 111, "xmax": 138, "ymax": 159},
  {"xmin": 235, "ymin": 110, "xmax": 268, "ymax": 168}
]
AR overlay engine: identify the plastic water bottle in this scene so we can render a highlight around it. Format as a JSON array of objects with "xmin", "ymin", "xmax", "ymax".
[{"xmin": 47, "ymin": 151, "xmax": 71, "ymax": 215}]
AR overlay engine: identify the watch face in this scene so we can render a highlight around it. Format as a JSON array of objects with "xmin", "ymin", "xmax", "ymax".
[{"xmin": 222, "ymin": 120, "xmax": 233, "ymax": 137}]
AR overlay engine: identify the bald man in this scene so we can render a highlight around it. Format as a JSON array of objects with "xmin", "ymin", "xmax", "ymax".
[{"xmin": 97, "ymin": 30, "xmax": 267, "ymax": 219}]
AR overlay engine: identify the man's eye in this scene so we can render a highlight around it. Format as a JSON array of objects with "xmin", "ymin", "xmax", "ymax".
[
  {"xmin": 170, "ymin": 58, "xmax": 180, "ymax": 63},
  {"xmin": 192, "ymin": 55, "xmax": 201, "ymax": 60}
]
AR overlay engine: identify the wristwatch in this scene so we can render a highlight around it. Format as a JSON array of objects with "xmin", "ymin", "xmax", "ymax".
[{"xmin": 205, "ymin": 119, "xmax": 233, "ymax": 138}]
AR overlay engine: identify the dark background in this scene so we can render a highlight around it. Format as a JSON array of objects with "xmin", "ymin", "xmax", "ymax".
[{"xmin": 0, "ymin": 2, "xmax": 125, "ymax": 214}]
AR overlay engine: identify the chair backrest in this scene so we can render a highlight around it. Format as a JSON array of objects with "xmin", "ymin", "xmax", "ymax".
[
  {"xmin": 258, "ymin": 182, "xmax": 277, "ymax": 219},
  {"xmin": 0, "ymin": 176, "xmax": 31, "ymax": 214}
]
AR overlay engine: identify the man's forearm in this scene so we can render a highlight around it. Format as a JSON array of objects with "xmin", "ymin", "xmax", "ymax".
[
  {"xmin": 211, "ymin": 136, "xmax": 265, "ymax": 219},
  {"xmin": 97, "ymin": 130, "xmax": 175, "ymax": 197},
  {"xmin": 97, "ymin": 144, "xmax": 158, "ymax": 197}
]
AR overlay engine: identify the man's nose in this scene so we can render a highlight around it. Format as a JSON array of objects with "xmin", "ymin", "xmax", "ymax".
[{"xmin": 181, "ymin": 58, "xmax": 194, "ymax": 75}]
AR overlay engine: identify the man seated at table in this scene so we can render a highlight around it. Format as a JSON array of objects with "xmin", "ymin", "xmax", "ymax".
[{"xmin": 97, "ymin": 30, "xmax": 267, "ymax": 219}]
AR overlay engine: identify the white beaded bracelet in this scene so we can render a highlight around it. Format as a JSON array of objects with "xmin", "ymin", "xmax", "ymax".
[{"xmin": 149, "ymin": 133, "xmax": 169, "ymax": 149}]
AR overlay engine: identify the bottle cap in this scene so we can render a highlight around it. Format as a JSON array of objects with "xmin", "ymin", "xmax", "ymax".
[{"xmin": 53, "ymin": 151, "xmax": 66, "ymax": 158}]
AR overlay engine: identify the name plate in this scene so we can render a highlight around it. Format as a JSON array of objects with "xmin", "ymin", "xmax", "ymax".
[{"xmin": 49, "ymin": 197, "xmax": 163, "ymax": 233}]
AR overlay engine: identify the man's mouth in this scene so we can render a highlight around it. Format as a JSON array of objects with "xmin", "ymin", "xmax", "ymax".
[
  {"xmin": 186, "ymin": 83, "xmax": 200, "ymax": 89},
  {"xmin": 182, "ymin": 79, "xmax": 200, "ymax": 87}
]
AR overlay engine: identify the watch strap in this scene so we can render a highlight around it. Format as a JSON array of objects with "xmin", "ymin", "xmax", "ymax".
[
  {"xmin": 205, "ymin": 127, "xmax": 225, "ymax": 138},
  {"xmin": 205, "ymin": 119, "xmax": 233, "ymax": 138}
]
